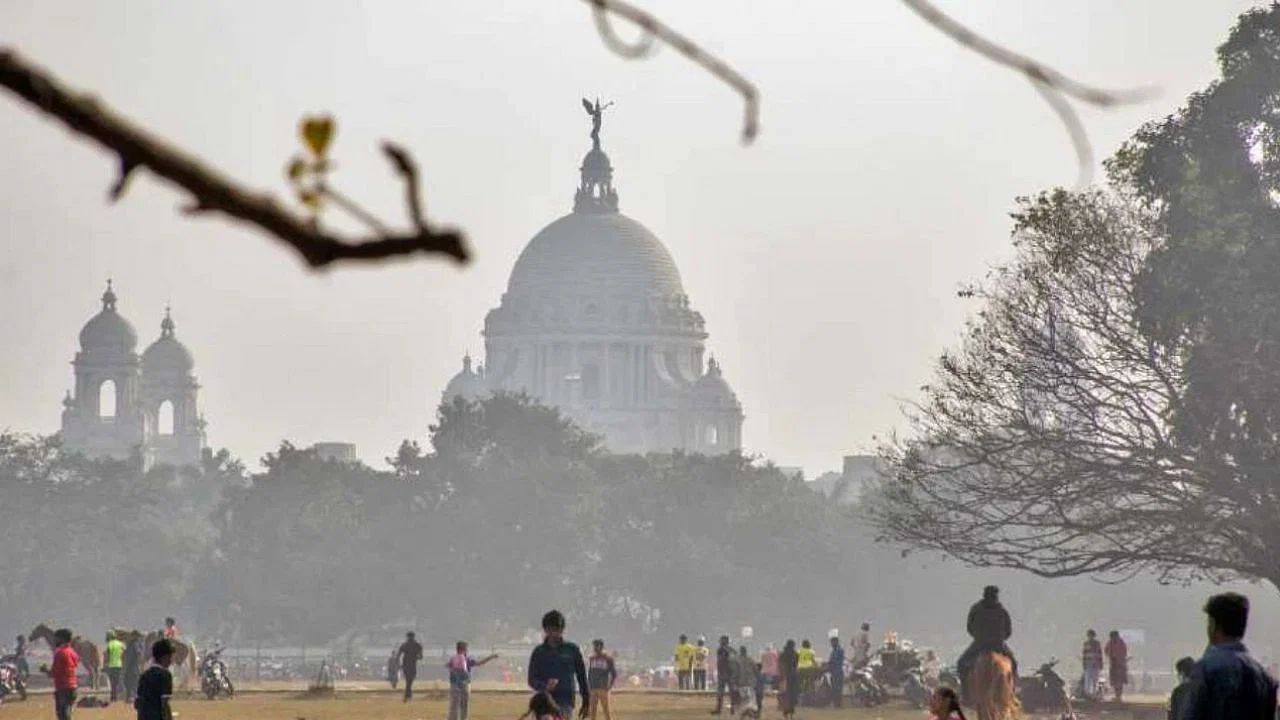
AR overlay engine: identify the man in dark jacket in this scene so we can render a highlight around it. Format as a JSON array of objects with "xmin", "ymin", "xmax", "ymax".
[
  {"xmin": 956, "ymin": 585, "xmax": 1017, "ymax": 696},
  {"xmin": 711, "ymin": 635, "xmax": 733, "ymax": 714},
  {"xmin": 528, "ymin": 609, "xmax": 589, "ymax": 718},
  {"xmin": 1180, "ymin": 593, "xmax": 1277, "ymax": 720}
]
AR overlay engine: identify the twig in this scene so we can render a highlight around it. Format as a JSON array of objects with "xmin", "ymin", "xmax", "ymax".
[
  {"xmin": 381, "ymin": 143, "xmax": 425, "ymax": 229},
  {"xmin": 0, "ymin": 47, "xmax": 469, "ymax": 268},
  {"xmin": 899, "ymin": 0, "xmax": 1154, "ymax": 184},
  {"xmin": 585, "ymin": 0, "xmax": 759, "ymax": 144}
]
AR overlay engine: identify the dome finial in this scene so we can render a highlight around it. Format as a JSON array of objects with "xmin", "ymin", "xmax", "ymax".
[
  {"xmin": 575, "ymin": 97, "xmax": 620, "ymax": 214},
  {"xmin": 161, "ymin": 305, "xmax": 175, "ymax": 338},
  {"xmin": 101, "ymin": 278, "xmax": 117, "ymax": 311}
]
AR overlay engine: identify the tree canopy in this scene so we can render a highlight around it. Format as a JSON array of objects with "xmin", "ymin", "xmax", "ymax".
[{"xmin": 872, "ymin": 6, "xmax": 1280, "ymax": 590}]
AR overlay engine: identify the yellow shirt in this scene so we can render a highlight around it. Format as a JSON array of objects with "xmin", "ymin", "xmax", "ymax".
[
  {"xmin": 675, "ymin": 643, "xmax": 696, "ymax": 672},
  {"xmin": 797, "ymin": 647, "xmax": 817, "ymax": 669},
  {"xmin": 694, "ymin": 646, "xmax": 710, "ymax": 671}
]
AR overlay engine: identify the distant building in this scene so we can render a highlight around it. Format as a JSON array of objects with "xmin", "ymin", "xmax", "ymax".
[
  {"xmin": 312, "ymin": 442, "xmax": 358, "ymax": 463},
  {"xmin": 441, "ymin": 102, "xmax": 744, "ymax": 455},
  {"xmin": 60, "ymin": 281, "xmax": 206, "ymax": 468},
  {"xmin": 813, "ymin": 454, "xmax": 884, "ymax": 505}
]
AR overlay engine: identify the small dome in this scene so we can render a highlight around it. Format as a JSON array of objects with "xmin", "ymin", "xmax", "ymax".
[
  {"xmin": 142, "ymin": 308, "xmax": 194, "ymax": 373},
  {"xmin": 506, "ymin": 212, "xmax": 685, "ymax": 300},
  {"xmin": 442, "ymin": 354, "xmax": 488, "ymax": 403},
  {"xmin": 79, "ymin": 280, "xmax": 138, "ymax": 353},
  {"xmin": 692, "ymin": 357, "xmax": 740, "ymax": 408}
]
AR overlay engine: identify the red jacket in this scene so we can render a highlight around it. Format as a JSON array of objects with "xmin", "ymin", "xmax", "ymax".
[{"xmin": 51, "ymin": 644, "xmax": 80, "ymax": 690}]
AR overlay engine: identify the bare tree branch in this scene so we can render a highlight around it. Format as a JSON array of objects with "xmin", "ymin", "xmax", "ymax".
[
  {"xmin": 585, "ymin": 0, "xmax": 760, "ymax": 143},
  {"xmin": 900, "ymin": 0, "xmax": 1154, "ymax": 184},
  {"xmin": 0, "ymin": 48, "xmax": 469, "ymax": 268}
]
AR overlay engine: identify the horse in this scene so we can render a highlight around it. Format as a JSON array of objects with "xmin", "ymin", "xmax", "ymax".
[
  {"xmin": 143, "ymin": 631, "xmax": 198, "ymax": 689},
  {"xmin": 28, "ymin": 623, "xmax": 101, "ymax": 690},
  {"xmin": 967, "ymin": 651, "xmax": 1021, "ymax": 720}
]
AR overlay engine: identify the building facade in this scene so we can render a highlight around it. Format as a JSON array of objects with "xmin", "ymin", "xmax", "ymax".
[
  {"xmin": 443, "ymin": 106, "xmax": 744, "ymax": 454},
  {"xmin": 60, "ymin": 281, "xmax": 206, "ymax": 467}
]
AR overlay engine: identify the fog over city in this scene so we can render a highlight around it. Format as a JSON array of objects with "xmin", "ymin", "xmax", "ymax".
[{"xmin": 3, "ymin": 3, "xmax": 1280, "ymax": 719}]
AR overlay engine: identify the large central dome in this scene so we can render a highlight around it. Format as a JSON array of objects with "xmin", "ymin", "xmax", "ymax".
[{"xmin": 506, "ymin": 211, "xmax": 684, "ymax": 299}]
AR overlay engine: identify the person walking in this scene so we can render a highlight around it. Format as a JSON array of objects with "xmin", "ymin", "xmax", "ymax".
[
  {"xmin": 711, "ymin": 635, "xmax": 733, "ymax": 714},
  {"xmin": 386, "ymin": 648, "xmax": 399, "ymax": 690},
  {"xmin": 122, "ymin": 634, "xmax": 143, "ymax": 704},
  {"xmin": 134, "ymin": 639, "xmax": 175, "ymax": 720},
  {"xmin": 104, "ymin": 631, "xmax": 125, "ymax": 703},
  {"xmin": 694, "ymin": 637, "xmax": 710, "ymax": 691},
  {"xmin": 447, "ymin": 640, "xmax": 498, "ymax": 720},
  {"xmin": 13, "ymin": 634, "xmax": 29, "ymax": 679},
  {"xmin": 527, "ymin": 610, "xmax": 589, "ymax": 719},
  {"xmin": 827, "ymin": 636, "xmax": 845, "ymax": 708},
  {"xmin": 1181, "ymin": 593, "xmax": 1278, "ymax": 720},
  {"xmin": 1082, "ymin": 630, "xmax": 1104, "ymax": 698},
  {"xmin": 1104, "ymin": 630, "xmax": 1128, "ymax": 702},
  {"xmin": 852, "ymin": 623, "xmax": 872, "ymax": 669},
  {"xmin": 397, "ymin": 631, "xmax": 424, "ymax": 702},
  {"xmin": 760, "ymin": 644, "xmax": 779, "ymax": 692},
  {"xmin": 587, "ymin": 639, "xmax": 617, "ymax": 720},
  {"xmin": 777, "ymin": 640, "xmax": 799, "ymax": 720},
  {"xmin": 797, "ymin": 640, "xmax": 817, "ymax": 693},
  {"xmin": 42, "ymin": 628, "xmax": 79, "ymax": 720},
  {"xmin": 675, "ymin": 635, "xmax": 695, "ymax": 691},
  {"xmin": 1168, "ymin": 656, "xmax": 1195, "ymax": 720}
]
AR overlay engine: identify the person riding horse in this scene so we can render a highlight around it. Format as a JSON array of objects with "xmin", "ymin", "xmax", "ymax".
[{"xmin": 957, "ymin": 586, "xmax": 1018, "ymax": 698}]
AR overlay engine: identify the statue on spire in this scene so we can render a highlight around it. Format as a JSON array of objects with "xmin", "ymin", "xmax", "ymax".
[{"xmin": 582, "ymin": 97, "xmax": 614, "ymax": 150}]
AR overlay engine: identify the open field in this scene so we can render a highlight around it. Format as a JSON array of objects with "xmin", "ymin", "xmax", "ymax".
[{"xmin": 0, "ymin": 690, "xmax": 1166, "ymax": 720}]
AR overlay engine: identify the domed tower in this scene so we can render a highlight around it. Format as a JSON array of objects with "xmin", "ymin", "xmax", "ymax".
[
  {"xmin": 140, "ymin": 307, "xmax": 205, "ymax": 467},
  {"xmin": 471, "ymin": 99, "xmax": 744, "ymax": 454},
  {"xmin": 688, "ymin": 357, "xmax": 744, "ymax": 453},
  {"xmin": 442, "ymin": 353, "xmax": 488, "ymax": 405},
  {"xmin": 61, "ymin": 280, "xmax": 146, "ymax": 460}
]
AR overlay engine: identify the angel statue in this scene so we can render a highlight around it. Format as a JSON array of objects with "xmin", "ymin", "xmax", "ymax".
[{"xmin": 582, "ymin": 97, "xmax": 614, "ymax": 150}]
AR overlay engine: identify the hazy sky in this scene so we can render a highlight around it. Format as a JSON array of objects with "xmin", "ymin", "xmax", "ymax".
[{"xmin": 0, "ymin": 1, "xmax": 1261, "ymax": 472}]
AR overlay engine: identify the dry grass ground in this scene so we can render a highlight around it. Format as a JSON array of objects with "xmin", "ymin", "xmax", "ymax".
[{"xmin": 0, "ymin": 690, "xmax": 1163, "ymax": 720}]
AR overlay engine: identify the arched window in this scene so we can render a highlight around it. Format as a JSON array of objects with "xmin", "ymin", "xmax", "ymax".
[
  {"xmin": 158, "ymin": 400, "xmax": 175, "ymax": 436},
  {"xmin": 705, "ymin": 424, "xmax": 719, "ymax": 446},
  {"xmin": 98, "ymin": 379, "xmax": 117, "ymax": 419},
  {"xmin": 581, "ymin": 364, "xmax": 601, "ymax": 401}
]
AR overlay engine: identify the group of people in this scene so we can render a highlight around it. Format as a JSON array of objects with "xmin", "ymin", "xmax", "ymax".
[
  {"xmin": 28, "ymin": 627, "xmax": 180, "ymax": 720},
  {"xmin": 1080, "ymin": 628, "xmax": 1130, "ymax": 701}
]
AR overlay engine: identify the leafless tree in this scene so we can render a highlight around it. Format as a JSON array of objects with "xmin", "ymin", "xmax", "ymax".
[{"xmin": 868, "ymin": 189, "xmax": 1280, "ymax": 588}]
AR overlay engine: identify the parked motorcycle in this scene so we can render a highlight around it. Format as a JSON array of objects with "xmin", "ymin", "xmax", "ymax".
[
  {"xmin": 902, "ymin": 667, "xmax": 929, "ymax": 708},
  {"xmin": 847, "ymin": 665, "xmax": 887, "ymax": 707},
  {"xmin": 0, "ymin": 658, "xmax": 27, "ymax": 702},
  {"xmin": 1019, "ymin": 659, "xmax": 1073, "ymax": 716},
  {"xmin": 200, "ymin": 647, "xmax": 234, "ymax": 700}
]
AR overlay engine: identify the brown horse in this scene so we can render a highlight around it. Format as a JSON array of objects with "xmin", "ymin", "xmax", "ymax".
[
  {"xmin": 28, "ymin": 623, "xmax": 101, "ymax": 690},
  {"xmin": 143, "ymin": 631, "xmax": 198, "ymax": 689},
  {"xmin": 968, "ymin": 652, "xmax": 1021, "ymax": 720}
]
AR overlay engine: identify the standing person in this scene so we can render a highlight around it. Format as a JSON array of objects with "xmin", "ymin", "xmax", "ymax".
[
  {"xmin": 587, "ymin": 639, "xmax": 617, "ymax": 720},
  {"xmin": 1104, "ymin": 630, "xmax": 1128, "ymax": 702},
  {"xmin": 1168, "ymin": 656, "xmax": 1195, "ymax": 720},
  {"xmin": 735, "ymin": 646, "xmax": 759, "ymax": 718},
  {"xmin": 760, "ymin": 644, "xmax": 779, "ymax": 692},
  {"xmin": 41, "ymin": 628, "xmax": 79, "ymax": 720},
  {"xmin": 1081, "ymin": 629, "xmax": 1104, "ymax": 698},
  {"xmin": 797, "ymin": 640, "xmax": 816, "ymax": 693},
  {"xmin": 922, "ymin": 649, "xmax": 942, "ymax": 688},
  {"xmin": 104, "ymin": 631, "xmax": 126, "ymax": 703},
  {"xmin": 777, "ymin": 640, "xmax": 799, "ymax": 720},
  {"xmin": 397, "ymin": 631, "xmax": 423, "ymax": 702},
  {"xmin": 527, "ymin": 610, "xmax": 589, "ymax": 719},
  {"xmin": 928, "ymin": 687, "xmax": 967, "ymax": 720},
  {"xmin": 135, "ymin": 639, "xmax": 174, "ymax": 720},
  {"xmin": 694, "ymin": 637, "xmax": 710, "ymax": 691},
  {"xmin": 13, "ymin": 634, "xmax": 29, "ymax": 679},
  {"xmin": 386, "ymin": 648, "xmax": 399, "ymax": 690},
  {"xmin": 675, "ymin": 635, "xmax": 695, "ymax": 691},
  {"xmin": 122, "ymin": 634, "xmax": 143, "ymax": 704},
  {"xmin": 711, "ymin": 635, "xmax": 733, "ymax": 714},
  {"xmin": 852, "ymin": 623, "xmax": 872, "ymax": 669},
  {"xmin": 827, "ymin": 636, "xmax": 845, "ymax": 708},
  {"xmin": 1181, "ymin": 593, "xmax": 1278, "ymax": 720},
  {"xmin": 447, "ymin": 641, "xmax": 499, "ymax": 720},
  {"xmin": 161, "ymin": 618, "xmax": 179, "ymax": 640}
]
